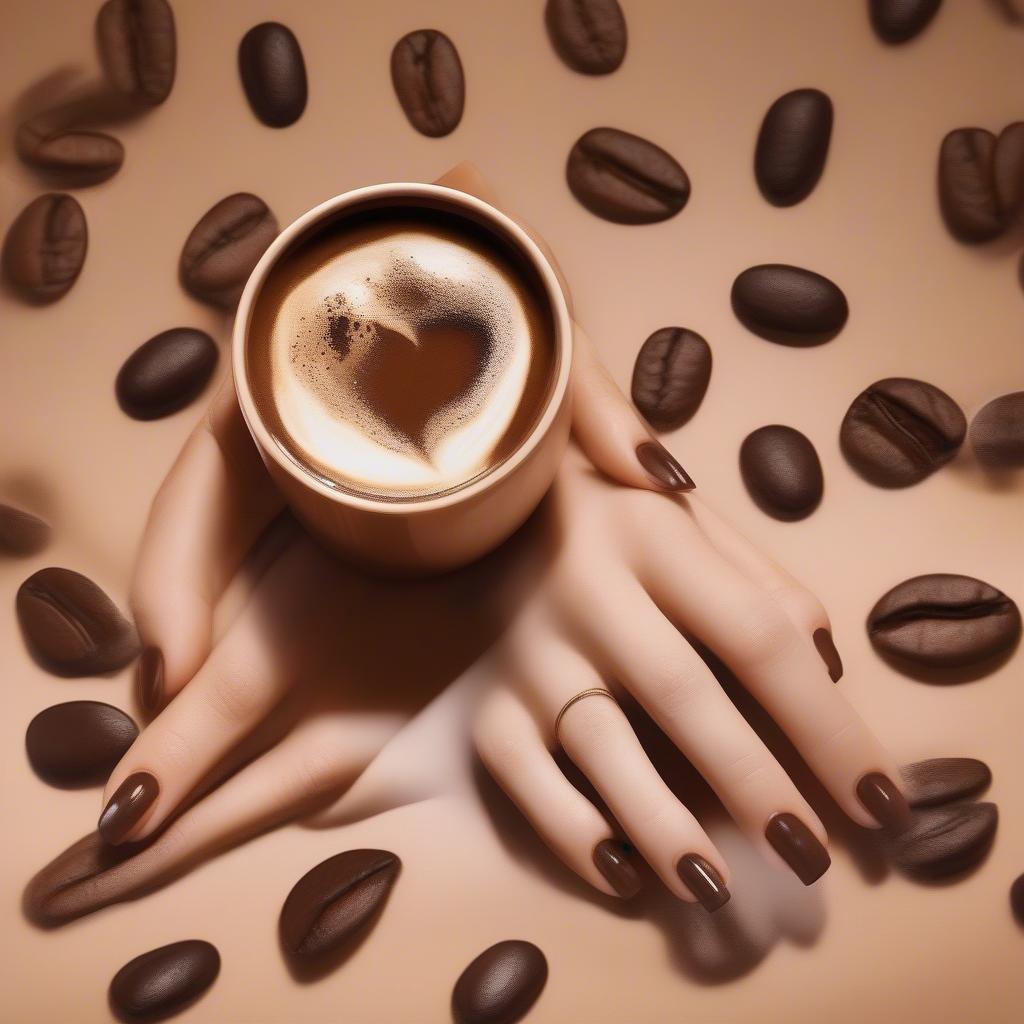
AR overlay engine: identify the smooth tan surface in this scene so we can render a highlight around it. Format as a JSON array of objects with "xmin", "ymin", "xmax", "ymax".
[{"xmin": 1, "ymin": 2, "xmax": 1022, "ymax": 1022}]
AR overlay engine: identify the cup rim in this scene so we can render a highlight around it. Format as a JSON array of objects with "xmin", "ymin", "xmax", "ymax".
[{"xmin": 232, "ymin": 182, "xmax": 573, "ymax": 516}]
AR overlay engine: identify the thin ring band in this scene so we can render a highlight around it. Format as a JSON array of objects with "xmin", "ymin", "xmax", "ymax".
[{"xmin": 554, "ymin": 688, "xmax": 618, "ymax": 741}]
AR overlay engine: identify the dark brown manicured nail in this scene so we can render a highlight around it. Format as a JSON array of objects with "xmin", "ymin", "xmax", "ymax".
[
  {"xmin": 857, "ymin": 771, "xmax": 912, "ymax": 830},
  {"xmin": 98, "ymin": 772, "xmax": 159, "ymax": 845},
  {"xmin": 765, "ymin": 812, "xmax": 831, "ymax": 885},
  {"xmin": 676, "ymin": 854, "xmax": 730, "ymax": 912},
  {"xmin": 812, "ymin": 627, "xmax": 843, "ymax": 682},
  {"xmin": 593, "ymin": 839, "xmax": 642, "ymax": 898},
  {"xmin": 136, "ymin": 647, "xmax": 164, "ymax": 715},
  {"xmin": 636, "ymin": 441, "xmax": 695, "ymax": 491}
]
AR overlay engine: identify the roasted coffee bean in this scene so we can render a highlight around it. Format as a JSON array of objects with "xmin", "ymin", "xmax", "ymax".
[
  {"xmin": 993, "ymin": 122, "xmax": 1024, "ymax": 218},
  {"xmin": 0, "ymin": 504, "xmax": 50, "ymax": 556},
  {"xmin": 116, "ymin": 328, "xmax": 218, "ymax": 420},
  {"xmin": 566, "ymin": 127, "xmax": 690, "ymax": 224},
  {"xmin": 279, "ymin": 849, "xmax": 400, "ymax": 961},
  {"xmin": 869, "ymin": 0, "xmax": 943, "ymax": 43},
  {"xmin": 545, "ymin": 0, "xmax": 627, "ymax": 75},
  {"xmin": 631, "ymin": 327, "xmax": 711, "ymax": 429},
  {"xmin": 971, "ymin": 391, "xmax": 1024, "ymax": 469},
  {"xmin": 390, "ymin": 30, "xmax": 464, "ymax": 138},
  {"xmin": 739, "ymin": 425, "xmax": 823, "ymax": 521},
  {"xmin": 840, "ymin": 377, "xmax": 966, "ymax": 487},
  {"xmin": 2, "ymin": 193, "xmax": 87, "ymax": 304},
  {"xmin": 16, "ymin": 567, "xmax": 140, "ymax": 677},
  {"xmin": 96, "ymin": 0, "xmax": 176, "ymax": 105},
  {"xmin": 868, "ymin": 573, "xmax": 1021, "ymax": 669},
  {"xmin": 754, "ymin": 88, "xmax": 833, "ymax": 206},
  {"xmin": 731, "ymin": 264, "xmax": 847, "ymax": 343},
  {"xmin": 938, "ymin": 128, "xmax": 1004, "ymax": 242},
  {"xmin": 452, "ymin": 940, "xmax": 548, "ymax": 1024},
  {"xmin": 900, "ymin": 757, "xmax": 991, "ymax": 808},
  {"xmin": 109, "ymin": 940, "xmax": 220, "ymax": 1020},
  {"xmin": 180, "ymin": 193, "xmax": 277, "ymax": 309},
  {"xmin": 26, "ymin": 701, "xmax": 138, "ymax": 787},
  {"xmin": 886, "ymin": 802, "xmax": 997, "ymax": 878},
  {"xmin": 1011, "ymin": 874, "xmax": 1024, "ymax": 927},
  {"xmin": 238, "ymin": 22, "xmax": 307, "ymax": 128},
  {"xmin": 15, "ymin": 120, "xmax": 123, "ymax": 186}
]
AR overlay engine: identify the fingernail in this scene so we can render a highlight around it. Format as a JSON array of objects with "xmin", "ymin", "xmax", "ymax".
[
  {"xmin": 812, "ymin": 628, "xmax": 843, "ymax": 683},
  {"xmin": 676, "ymin": 853, "xmax": 730, "ymax": 912},
  {"xmin": 636, "ymin": 441, "xmax": 695, "ymax": 491},
  {"xmin": 765, "ymin": 812, "xmax": 831, "ymax": 885},
  {"xmin": 136, "ymin": 647, "xmax": 164, "ymax": 715},
  {"xmin": 98, "ymin": 772, "xmax": 159, "ymax": 845},
  {"xmin": 857, "ymin": 771, "xmax": 912, "ymax": 830},
  {"xmin": 593, "ymin": 839, "xmax": 642, "ymax": 898}
]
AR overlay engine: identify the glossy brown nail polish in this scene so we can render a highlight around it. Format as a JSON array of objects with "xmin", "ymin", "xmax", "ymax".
[
  {"xmin": 98, "ymin": 772, "xmax": 159, "ymax": 845},
  {"xmin": 636, "ymin": 441, "xmax": 695, "ymax": 491},
  {"xmin": 857, "ymin": 772, "xmax": 912, "ymax": 830},
  {"xmin": 136, "ymin": 647, "xmax": 164, "ymax": 715},
  {"xmin": 676, "ymin": 854, "xmax": 730, "ymax": 912},
  {"xmin": 593, "ymin": 839, "xmax": 642, "ymax": 898},
  {"xmin": 812, "ymin": 627, "xmax": 843, "ymax": 682},
  {"xmin": 765, "ymin": 812, "xmax": 831, "ymax": 885}
]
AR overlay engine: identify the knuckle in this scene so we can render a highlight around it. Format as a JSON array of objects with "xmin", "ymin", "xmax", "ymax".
[
  {"xmin": 768, "ymin": 581, "xmax": 828, "ymax": 629},
  {"xmin": 203, "ymin": 662, "xmax": 267, "ymax": 724},
  {"xmin": 729, "ymin": 598, "xmax": 801, "ymax": 668}
]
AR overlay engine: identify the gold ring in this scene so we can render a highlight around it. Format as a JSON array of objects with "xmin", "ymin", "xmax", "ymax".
[{"xmin": 554, "ymin": 688, "xmax": 617, "ymax": 741}]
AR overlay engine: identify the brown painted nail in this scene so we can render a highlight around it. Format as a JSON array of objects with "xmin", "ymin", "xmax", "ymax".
[
  {"xmin": 98, "ymin": 772, "xmax": 159, "ymax": 845},
  {"xmin": 765, "ymin": 812, "xmax": 831, "ymax": 885},
  {"xmin": 136, "ymin": 646, "xmax": 164, "ymax": 715},
  {"xmin": 593, "ymin": 839, "xmax": 642, "ymax": 898},
  {"xmin": 812, "ymin": 627, "xmax": 843, "ymax": 682},
  {"xmin": 857, "ymin": 771, "xmax": 912, "ymax": 830},
  {"xmin": 676, "ymin": 854, "xmax": 730, "ymax": 912},
  {"xmin": 636, "ymin": 441, "xmax": 695, "ymax": 491}
]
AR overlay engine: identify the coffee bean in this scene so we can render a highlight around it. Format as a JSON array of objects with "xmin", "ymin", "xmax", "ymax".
[
  {"xmin": 390, "ymin": 30, "xmax": 464, "ymax": 138},
  {"xmin": 971, "ymin": 391, "xmax": 1024, "ymax": 469},
  {"xmin": 994, "ymin": 0, "xmax": 1024, "ymax": 24},
  {"xmin": 938, "ymin": 128, "xmax": 1004, "ymax": 242},
  {"xmin": 26, "ymin": 701, "xmax": 138, "ymax": 787},
  {"xmin": 452, "ymin": 940, "xmax": 548, "ymax": 1024},
  {"xmin": 109, "ymin": 940, "xmax": 219, "ymax": 1020},
  {"xmin": 96, "ymin": 0, "xmax": 176, "ymax": 106},
  {"xmin": 993, "ymin": 121, "xmax": 1024, "ymax": 218},
  {"xmin": 0, "ymin": 504, "xmax": 50, "ymax": 556},
  {"xmin": 1011, "ymin": 874, "xmax": 1024, "ymax": 927},
  {"xmin": 545, "ymin": 0, "xmax": 627, "ymax": 75},
  {"xmin": 279, "ymin": 849, "xmax": 400, "ymax": 961},
  {"xmin": 739, "ymin": 425, "xmax": 823, "ymax": 521},
  {"xmin": 731, "ymin": 264, "xmax": 847, "ymax": 343},
  {"xmin": 868, "ymin": 573, "xmax": 1021, "ymax": 669},
  {"xmin": 2, "ymin": 193, "xmax": 87, "ymax": 304},
  {"xmin": 754, "ymin": 88, "xmax": 833, "ymax": 206},
  {"xmin": 886, "ymin": 802, "xmax": 997, "ymax": 878},
  {"xmin": 116, "ymin": 328, "xmax": 218, "ymax": 420},
  {"xmin": 16, "ymin": 567, "xmax": 140, "ymax": 677},
  {"xmin": 900, "ymin": 757, "xmax": 992, "ymax": 807},
  {"xmin": 869, "ymin": 0, "xmax": 943, "ymax": 43},
  {"xmin": 567, "ymin": 127, "xmax": 690, "ymax": 224},
  {"xmin": 15, "ymin": 120, "xmax": 123, "ymax": 186},
  {"xmin": 238, "ymin": 22, "xmax": 308, "ymax": 128},
  {"xmin": 180, "ymin": 193, "xmax": 277, "ymax": 309},
  {"xmin": 840, "ymin": 377, "xmax": 965, "ymax": 487},
  {"xmin": 631, "ymin": 327, "xmax": 711, "ymax": 429}
]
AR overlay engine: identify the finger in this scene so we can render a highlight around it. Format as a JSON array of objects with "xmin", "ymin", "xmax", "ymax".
[{"xmin": 130, "ymin": 379, "xmax": 284, "ymax": 712}]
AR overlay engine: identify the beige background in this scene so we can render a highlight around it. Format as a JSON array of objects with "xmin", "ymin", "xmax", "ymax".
[{"xmin": 2, "ymin": 1, "xmax": 1022, "ymax": 1021}]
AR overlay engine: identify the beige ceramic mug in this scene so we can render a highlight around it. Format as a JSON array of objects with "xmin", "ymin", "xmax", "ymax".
[{"xmin": 232, "ymin": 182, "xmax": 573, "ymax": 575}]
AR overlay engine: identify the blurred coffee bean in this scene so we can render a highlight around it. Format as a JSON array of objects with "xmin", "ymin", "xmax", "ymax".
[
  {"xmin": 567, "ymin": 127, "xmax": 690, "ymax": 224},
  {"xmin": 0, "ymin": 504, "xmax": 50, "ymax": 556},
  {"xmin": 739, "ymin": 425, "xmax": 823, "ymax": 521},
  {"xmin": 452, "ymin": 940, "xmax": 548, "ymax": 1024},
  {"xmin": 900, "ymin": 757, "xmax": 991, "ymax": 808},
  {"xmin": 2, "ymin": 193, "xmax": 87, "ymax": 304},
  {"xmin": 109, "ymin": 940, "xmax": 220, "ymax": 1020},
  {"xmin": 280, "ymin": 849, "xmax": 400, "ymax": 961},
  {"xmin": 971, "ymin": 391, "xmax": 1024, "ymax": 469},
  {"xmin": 993, "ymin": 121, "xmax": 1024, "ymax": 218},
  {"xmin": 886, "ymin": 802, "xmax": 997, "ymax": 879},
  {"xmin": 26, "ymin": 701, "xmax": 138, "ymax": 787},
  {"xmin": 16, "ymin": 567, "xmax": 140, "ymax": 677},
  {"xmin": 238, "ymin": 22, "xmax": 307, "ymax": 128},
  {"xmin": 15, "ymin": 119, "xmax": 123, "ymax": 186},
  {"xmin": 96, "ymin": 0, "xmax": 176, "ymax": 105},
  {"xmin": 938, "ymin": 128, "xmax": 1004, "ymax": 242},
  {"xmin": 869, "ymin": 0, "xmax": 943, "ymax": 43},
  {"xmin": 754, "ymin": 88, "xmax": 833, "ymax": 206},
  {"xmin": 631, "ymin": 327, "xmax": 711, "ymax": 429},
  {"xmin": 180, "ymin": 193, "xmax": 277, "ymax": 309},
  {"xmin": 993, "ymin": 0, "xmax": 1024, "ymax": 24},
  {"xmin": 545, "ymin": 0, "xmax": 627, "ymax": 75},
  {"xmin": 868, "ymin": 573, "xmax": 1021, "ymax": 669},
  {"xmin": 1011, "ymin": 874, "xmax": 1024, "ymax": 927},
  {"xmin": 731, "ymin": 264, "xmax": 847, "ymax": 343},
  {"xmin": 116, "ymin": 328, "xmax": 218, "ymax": 420},
  {"xmin": 840, "ymin": 377, "xmax": 965, "ymax": 486},
  {"xmin": 390, "ymin": 30, "xmax": 464, "ymax": 137}
]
